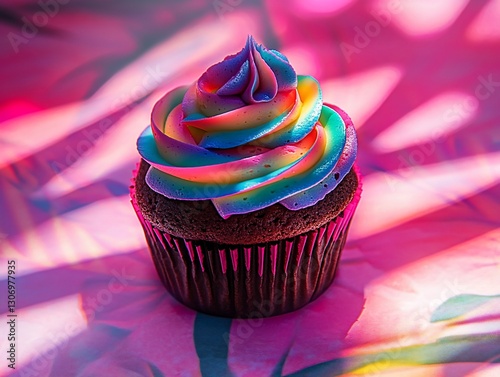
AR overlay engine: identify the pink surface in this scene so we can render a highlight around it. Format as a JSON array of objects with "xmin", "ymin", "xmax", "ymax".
[{"xmin": 1, "ymin": 1, "xmax": 499, "ymax": 376}]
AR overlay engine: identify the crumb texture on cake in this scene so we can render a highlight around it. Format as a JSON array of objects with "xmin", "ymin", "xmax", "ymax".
[{"xmin": 134, "ymin": 159, "xmax": 358, "ymax": 245}]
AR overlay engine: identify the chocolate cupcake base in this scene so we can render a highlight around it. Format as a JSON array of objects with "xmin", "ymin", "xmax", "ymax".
[{"xmin": 130, "ymin": 166, "xmax": 362, "ymax": 318}]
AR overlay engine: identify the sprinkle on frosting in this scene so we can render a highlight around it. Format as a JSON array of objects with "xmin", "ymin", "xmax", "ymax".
[{"xmin": 137, "ymin": 36, "xmax": 357, "ymax": 218}]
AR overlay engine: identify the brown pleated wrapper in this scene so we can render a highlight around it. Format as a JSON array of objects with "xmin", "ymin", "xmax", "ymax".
[{"xmin": 130, "ymin": 166, "xmax": 362, "ymax": 318}]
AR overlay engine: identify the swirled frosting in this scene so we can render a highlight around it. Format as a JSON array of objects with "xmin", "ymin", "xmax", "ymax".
[{"xmin": 137, "ymin": 36, "xmax": 357, "ymax": 218}]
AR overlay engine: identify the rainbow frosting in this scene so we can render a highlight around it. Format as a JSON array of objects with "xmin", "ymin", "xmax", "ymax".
[{"xmin": 137, "ymin": 36, "xmax": 357, "ymax": 218}]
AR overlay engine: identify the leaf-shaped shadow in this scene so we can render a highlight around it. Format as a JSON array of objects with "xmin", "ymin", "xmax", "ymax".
[
  {"xmin": 431, "ymin": 294, "xmax": 500, "ymax": 323},
  {"xmin": 194, "ymin": 313, "xmax": 234, "ymax": 377}
]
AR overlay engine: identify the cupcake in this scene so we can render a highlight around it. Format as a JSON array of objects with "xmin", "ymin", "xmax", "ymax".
[{"xmin": 130, "ymin": 36, "xmax": 361, "ymax": 318}]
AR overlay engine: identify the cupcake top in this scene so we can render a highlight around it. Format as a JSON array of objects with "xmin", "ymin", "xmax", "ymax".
[{"xmin": 137, "ymin": 36, "xmax": 357, "ymax": 218}]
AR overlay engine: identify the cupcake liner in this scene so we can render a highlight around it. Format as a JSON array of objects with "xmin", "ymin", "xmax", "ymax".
[{"xmin": 131, "ymin": 165, "xmax": 362, "ymax": 318}]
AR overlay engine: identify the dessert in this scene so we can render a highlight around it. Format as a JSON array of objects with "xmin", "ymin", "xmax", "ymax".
[{"xmin": 130, "ymin": 36, "xmax": 362, "ymax": 318}]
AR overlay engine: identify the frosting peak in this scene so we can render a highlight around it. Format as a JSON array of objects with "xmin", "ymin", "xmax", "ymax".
[
  {"xmin": 137, "ymin": 36, "xmax": 357, "ymax": 218},
  {"xmin": 198, "ymin": 36, "xmax": 297, "ymax": 107}
]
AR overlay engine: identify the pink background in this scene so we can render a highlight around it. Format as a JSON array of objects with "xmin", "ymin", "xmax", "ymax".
[{"xmin": 1, "ymin": 0, "xmax": 499, "ymax": 376}]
